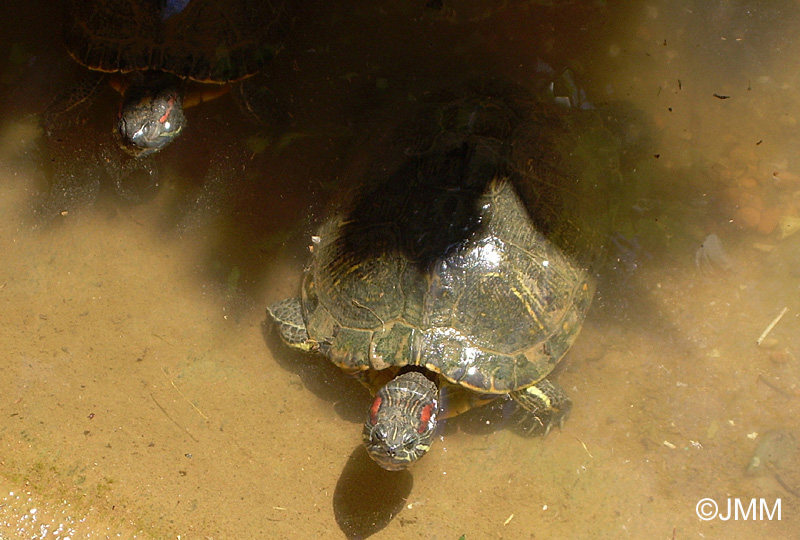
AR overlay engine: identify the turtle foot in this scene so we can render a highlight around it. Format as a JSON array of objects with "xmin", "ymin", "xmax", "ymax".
[{"xmin": 508, "ymin": 379, "xmax": 572, "ymax": 436}]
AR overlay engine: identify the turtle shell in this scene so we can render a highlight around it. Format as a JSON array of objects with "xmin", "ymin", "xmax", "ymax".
[
  {"xmin": 62, "ymin": 0, "xmax": 290, "ymax": 83},
  {"xmin": 301, "ymin": 80, "xmax": 618, "ymax": 395}
]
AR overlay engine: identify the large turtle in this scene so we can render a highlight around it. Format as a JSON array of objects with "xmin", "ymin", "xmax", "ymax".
[
  {"xmin": 268, "ymin": 80, "xmax": 619, "ymax": 471},
  {"xmin": 57, "ymin": 0, "xmax": 290, "ymax": 156}
]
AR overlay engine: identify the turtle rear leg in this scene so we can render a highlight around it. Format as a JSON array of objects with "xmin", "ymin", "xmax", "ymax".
[
  {"xmin": 508, "ymin": 379, "xmax": 572, "ymax": 436},
  {"xmin": 43, "ymin": 72, "xmax": 107, "ymax": 133},
  {"xmin": 266, "ymin": 298, "xmax": 316, "ymax": 351}
]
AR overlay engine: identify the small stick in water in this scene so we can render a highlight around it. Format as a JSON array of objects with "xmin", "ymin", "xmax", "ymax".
[{"xmin": 756, "ymin": 307, "xmax": 788, "ymax": 346}]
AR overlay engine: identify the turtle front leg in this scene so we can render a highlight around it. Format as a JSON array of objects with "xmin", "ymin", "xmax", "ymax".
[
  {"xmin": 43, "ymin": 72, "xmax": 107, "ymax": 133},
  {"xmin": 508, "ymin": 379, "xmax": 572, "ymax": 436},
  {"xmin": 267, "ymin": 298, "xmax": 317, "ymax": 351}
]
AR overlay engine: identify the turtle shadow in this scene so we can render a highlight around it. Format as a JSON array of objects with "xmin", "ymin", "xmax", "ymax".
[
  {"xmin": 260, "ymin": 316, "xmax": 368, "ymax": 424},
  {"xmin": 263, "ymin": 315, "xmax": 415, "ymax": 538},
  {"xmin": 332, "ymin": 446, "xmax": 413, "ymax": 539},
  {"xmin": 327, "ymin": 78, "xmax": 621, "ymax": 281}
]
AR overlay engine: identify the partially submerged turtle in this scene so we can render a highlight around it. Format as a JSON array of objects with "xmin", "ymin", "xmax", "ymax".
[
  {"xmin": 58, "ymin": 0, "xmax": 290, "ymax": 156},
  {"xmin": 268, "ymin": 80, "xmax": 618, "ymax": 470}
]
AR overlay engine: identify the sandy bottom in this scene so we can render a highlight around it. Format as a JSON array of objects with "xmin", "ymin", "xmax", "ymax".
[{"xmin": 1, "ymin": 1, "xmax": 799, "ymax": 539}]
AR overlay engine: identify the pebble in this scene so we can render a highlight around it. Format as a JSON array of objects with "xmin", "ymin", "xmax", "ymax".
[
  {"xmin": 734, "ymin": 207, "xmax": 761, "ymax": 228},
  {"xmin": 757, "ymin": 206, "xmax": 781, "ymax": 235}
]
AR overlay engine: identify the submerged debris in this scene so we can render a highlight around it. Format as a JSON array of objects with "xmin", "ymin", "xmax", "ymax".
[
  {"xmin": 756, "ymin": 307, "xmax": 789, "ymax": 346},
  {"xmin": 747, "ymin": 430, "xmax": 800, "ymax": 497},
  {"xmin": 695, "ymin": 234, "xmax": 734, "ymax": 272}
]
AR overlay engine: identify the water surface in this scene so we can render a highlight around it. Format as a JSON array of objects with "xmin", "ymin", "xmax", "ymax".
[{"xmin": 1, "ymin": 1, "xmax": 798, "ymax": 538}]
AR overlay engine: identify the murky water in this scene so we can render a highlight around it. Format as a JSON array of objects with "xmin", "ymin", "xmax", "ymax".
[{"xmin": 1, "ymin": 1, "xmax": 799, "ymax": 538}]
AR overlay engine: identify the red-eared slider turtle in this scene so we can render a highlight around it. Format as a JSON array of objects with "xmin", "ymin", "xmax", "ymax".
[
  {"xmin": 268, "ymin": 80, "xmax": 618, "ymax": 470},
  {"xmin": 59, "ymin": 0, "xmax": 290, "ymax": 156}
]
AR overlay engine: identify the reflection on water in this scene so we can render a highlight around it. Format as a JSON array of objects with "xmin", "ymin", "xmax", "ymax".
[{"xmin": 1, "ymin": 0, "xmax": 798, "ymax": 538}]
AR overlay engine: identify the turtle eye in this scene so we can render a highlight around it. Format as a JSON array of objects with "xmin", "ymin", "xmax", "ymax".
[
  {"xmin": 371, "ymin": 427, "xmax": 387, "ymax": 445},
  {"xmin": 142, "ymin": 121, "xmax": 160, "ymax": 140},
  {"xmin": 402, "ymin": 433, "xmax": 418, "ymax": 449},
  {"xmin": 128, "ymin": 121, "xmax": 157, "ymax": 145}
]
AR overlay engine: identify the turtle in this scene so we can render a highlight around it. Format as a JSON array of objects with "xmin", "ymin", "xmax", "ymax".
[
  {"xmin": 268, "ymin": 80, "xmax": 619, "ymax": 471},
  {"xmin": 55, "ymin": 0, "xmax": 291, "ymax": 156}
]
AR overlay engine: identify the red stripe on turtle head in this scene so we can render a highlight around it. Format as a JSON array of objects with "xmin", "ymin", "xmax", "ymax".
[
  {"xmin": 159, "ymin": 96, "xmax": 175, "ymax": 123},
  {"xmin": 369, "ymin": 395, "xmax": 382, "ymax": 424},
  {"xmin": 417, "ymin": 403, "xmax": 434, "ymax": 433}
]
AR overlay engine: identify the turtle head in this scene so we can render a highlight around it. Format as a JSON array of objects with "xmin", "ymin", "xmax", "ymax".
[
  {"xmin": 116, "ymin": 85, "xmax": 186, "ymax": 157},
  {"xmin": 362, "ymin": 371, "xmax": 439, "ymax": 471}
]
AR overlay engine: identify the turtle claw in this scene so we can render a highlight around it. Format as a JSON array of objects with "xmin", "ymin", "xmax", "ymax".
[{"xmin": 541, "ymin": 419, "xmax": 553, "ymax": 437}]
